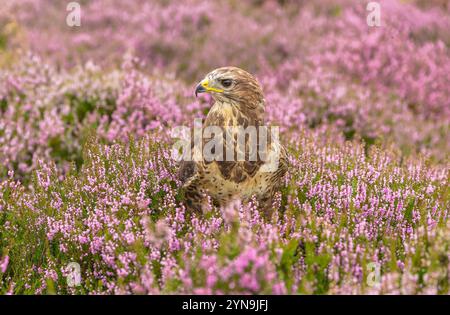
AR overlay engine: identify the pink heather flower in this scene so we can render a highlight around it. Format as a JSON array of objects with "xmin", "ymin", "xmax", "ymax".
[
  {"xmin": 221, "ymin": 200, "xmax": 240, "ymax": 224},
  {"xmin": 0, "ymin": 255, "xmax": 9, "ymax": 273},
  {"xmin": 193, "ymin": 288, "xmax": 213, "ymax": 295},
  {"xmin": 147, "ymin": 220, "xmax": 172, "ymax": 248},
  {"xmin": 272, "ymin": 282, "xmax": 287, "ymax": 295},
  {"xmin": 206, "ymin": 274, "xmax": 217, "ymax": 289}
]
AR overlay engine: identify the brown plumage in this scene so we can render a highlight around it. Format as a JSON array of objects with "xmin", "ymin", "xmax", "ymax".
[{"xmin": 178, "ymin": 67, "xmax": 288, "ymax": 217}]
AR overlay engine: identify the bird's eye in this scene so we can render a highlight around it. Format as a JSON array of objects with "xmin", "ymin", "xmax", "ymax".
[{"xmin": 221, "ymin": 79, "xmax": 232, "ymax": 88}]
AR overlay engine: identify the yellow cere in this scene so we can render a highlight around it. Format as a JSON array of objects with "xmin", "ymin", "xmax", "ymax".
[{"xmin": 201, "ymin": 79, "xmax": 224, "ymax": 93}]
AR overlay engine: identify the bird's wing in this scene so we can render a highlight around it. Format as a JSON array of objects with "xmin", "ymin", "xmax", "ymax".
[
  {"xmin": 203, "ymin": 103, "xmax": 284, "ymax": 183},
  {"xmin": 177, "ymin": 123, "xmax": 203, "ymax": 188},
  {"xmin": 213, "ymin": 133, "xmax": 264, "ymax": 183}
]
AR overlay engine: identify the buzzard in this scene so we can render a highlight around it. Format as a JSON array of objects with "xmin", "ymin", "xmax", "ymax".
[{"xmin": 178, "ymin": 67, "xmax": 288, "ymax": 217}]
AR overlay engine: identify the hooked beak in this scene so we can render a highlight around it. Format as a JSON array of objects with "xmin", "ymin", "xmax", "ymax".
[
  {"xmin": 195, "ymin": 83, "xmax": 207, "ymax": 97},
  {"xmin": 195, "ymin": 79, "xmax": 223, "ymax": 97}
]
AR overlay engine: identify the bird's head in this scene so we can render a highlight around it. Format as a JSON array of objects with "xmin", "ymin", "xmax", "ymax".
[{"xmin": 195, "ymin": 67, "xmax": 265, "ymax": 110}]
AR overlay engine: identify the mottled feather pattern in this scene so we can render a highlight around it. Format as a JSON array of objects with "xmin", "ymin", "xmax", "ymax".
[{"xmin": 180, "ymin": 67, "xmax": 287, "ymax": 216}]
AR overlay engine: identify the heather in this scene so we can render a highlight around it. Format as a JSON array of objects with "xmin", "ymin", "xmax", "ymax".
[
  {"xmin": 1, "ymin": 0, "xmax": 449, "ymax": 294},
  {"xmin": 1, "ymin": 133, "xmax": 449, "ymax": 294}
]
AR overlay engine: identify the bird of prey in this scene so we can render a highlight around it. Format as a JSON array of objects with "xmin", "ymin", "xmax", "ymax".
[{"xmin": 178, "ymin": 67, "xmax": 288, "ymax": 217}]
